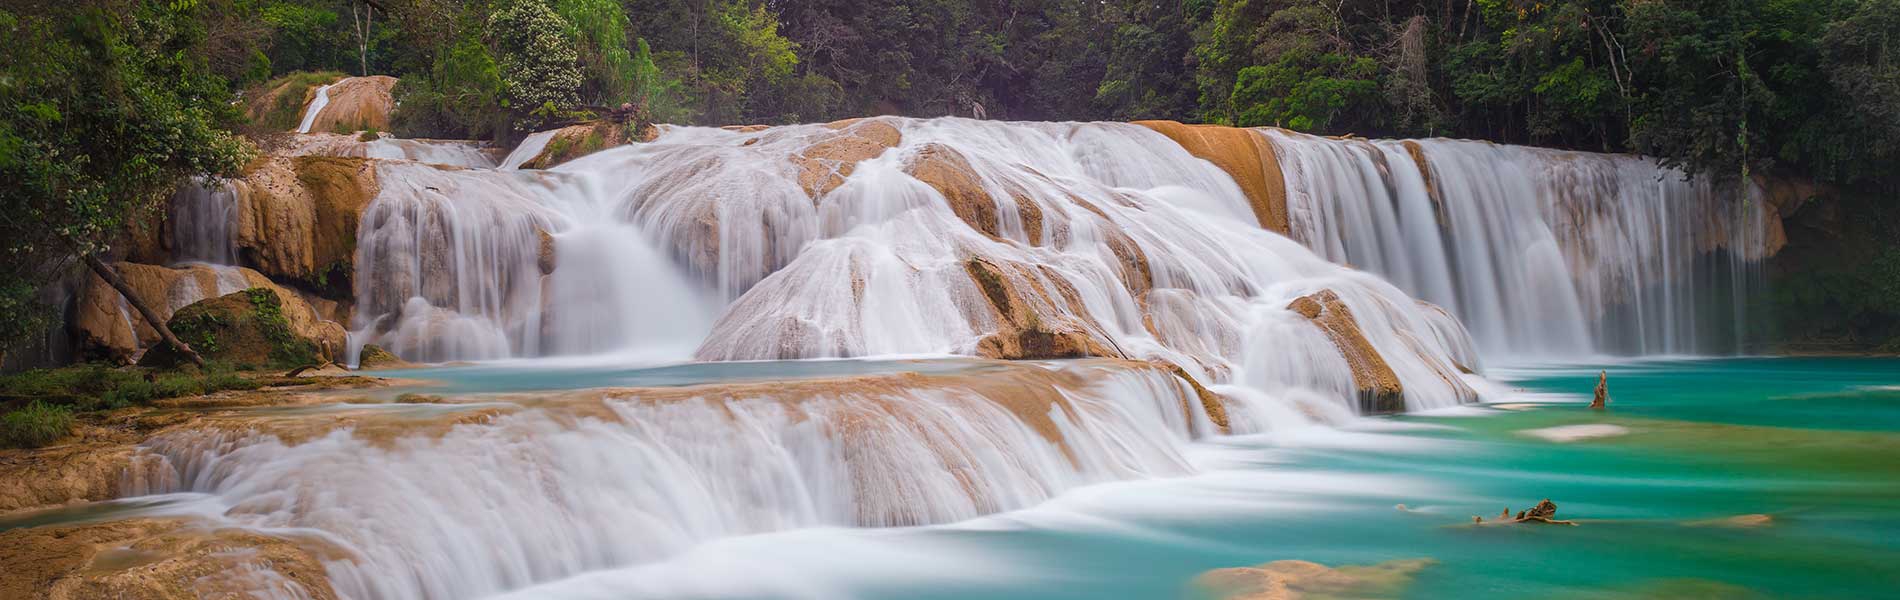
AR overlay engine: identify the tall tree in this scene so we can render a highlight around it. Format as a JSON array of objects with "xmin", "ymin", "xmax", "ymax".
[{"xmin": 0, "ymin": 2, "xmax": 254, "ymax": 365}]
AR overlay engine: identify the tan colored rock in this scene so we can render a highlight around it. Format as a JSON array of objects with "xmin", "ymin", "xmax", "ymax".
[
  {"xmin": 520, "ymin": 119, "xmax": 646, "ymax": 169},
  {"xmin": 1287, "ymin": 290, "xmax": 1405, "ymax": 414},
  {"xmin": 1400, "ymin": 140, "xmax": 1448, "ymax": 228},
  {"xmin": 138, "ymin": 288, "xmax": 338, "ymax": 369},
  {"xmin": 226, "ymin": 155, "xmax": 378, "ymax": 294},
  {"xmin": 1157, "ymin": 361, "xmax": 1230, "ymax": 432},
  {"xmin": 0, "ymin": 439, "xmax": 134, "ymax": 513},
  {"xmin": 1196, "ymin": 558, "xmax": 1436, "ymax": 600},
  {"xmin": 965, "ymin": 257, "xmax": 1116, "ymax": 360},
  {"xmin": 70, "ymin": 263, "xmax": 346, "ymax": 364},
  {"xmin": 303, "ymin": 75, "xmax": 397, "ymax": 134},
  {"xmin": 355, "ymin": 344, "xmax": 413, "ymax": 370},
  {"xmin": 0, "ymin": 518, "xmax": 338, "ymax": 600},
  {"xmin": 536, "ymin": 228, "xmax": 558, "ymax": 275},
  {"xmin": 791, "ymin": 118, "xmax": 903, "ymax": 197},
  {"xmin": 1133, "ymin": 120, "xmax": 1289, "ymax": 234},
  {"xmin": 903, "ymin": 143, "xmax": 1045, "ymax": 245}
]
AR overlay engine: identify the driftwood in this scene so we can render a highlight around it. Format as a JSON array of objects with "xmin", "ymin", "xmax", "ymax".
[{"xmin": 1590, "ymin": 371, "xmax": 1609, "ymax": 409}]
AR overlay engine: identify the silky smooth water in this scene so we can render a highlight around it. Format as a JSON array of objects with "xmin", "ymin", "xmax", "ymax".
[{"xmin": 491, "ymin": 357, "xmax": 1900, "ymax": 599}]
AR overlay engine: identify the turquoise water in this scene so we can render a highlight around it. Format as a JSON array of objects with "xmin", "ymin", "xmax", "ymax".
[{"xmin": 545, "ymin": 357, "xmax": 1899, "ymax": 599}]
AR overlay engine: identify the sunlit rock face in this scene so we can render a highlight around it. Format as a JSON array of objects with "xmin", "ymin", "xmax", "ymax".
[
  {"xmin": 348, "ymin": 117, "xmax": 1487, "ymax": 413},
  {"xmin": 1262, "ymin": 130, "xmax": 1778, "ymax": 356},
  {"xmin": 295, "ymin": 75, "xmax": 396, "ymax": 134}
]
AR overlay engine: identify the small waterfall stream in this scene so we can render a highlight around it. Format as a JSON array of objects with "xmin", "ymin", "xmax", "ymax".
[{"xmin": 295, "ymin": 84, "xmax": 334, "ymax": 134}]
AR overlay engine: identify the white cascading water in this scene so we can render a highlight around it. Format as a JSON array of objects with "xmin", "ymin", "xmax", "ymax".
[
  {"xmin": 125, "ymin": 363, "xmax": 1223, "ymax": 600},
  {"xmin": 114, "ymin": 116, "xmax": 1770, "ymax": 599},
  {"xmin": 171, "ymin": 177, "xmax": 242, "ymax": 265},
  {"xmin": 1265, "ymin": 130, "xmax": 1774, "ymax": 356},
  {"xmin": 348, "ymin": 118, "xmax": 1483, "ymax": 411},
  {"xmin": 295, "ymin": 84, "xmax": 333, "ymax": 134}
]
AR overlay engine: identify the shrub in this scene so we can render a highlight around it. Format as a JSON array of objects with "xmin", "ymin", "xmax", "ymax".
[{"xmin": 1, "ymin": 401, "xmax": 74, "ymax": 448}]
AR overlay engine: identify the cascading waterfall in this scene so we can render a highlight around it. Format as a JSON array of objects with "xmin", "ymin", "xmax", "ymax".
[
  {"xmin": 125, "ymin": 362, "xmax": 1222, "ymax": 600},
  {"xmin": 106, "ymin": 115, "xmax": 1781, "ymax": 599},
  {"xmin": 1265, "ymin": 130, "xmax": 1774, "ymax": 356},
  {"xmin": 349, "ymin": 118, "xmax": 1484, "ymax": 413},
  {"xmin": 295, "ymin": 84, "xmax": 333, "ymax": 134},
  {"xmin": 171, "ymin": 178, "xmax": 242, "ymax": 265}
]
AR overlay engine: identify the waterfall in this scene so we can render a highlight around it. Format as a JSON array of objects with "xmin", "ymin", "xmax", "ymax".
[
  {"xmin": 126, "ymin": 362, "xmax": 1225, "ymax": 600},
  {"xmin": 295, "ymin": 84, "xmax": 334, "ymax": 134},
  {"xmin": 171, "ymin": 178, "xmax": 241, "ymax": 265},
  {"xmin": 349, "ymin": 118, "xmax": 1485, "ymax": 412},
  {"xmin": 1265, "ymin": 130, "xmax": 1773, "ymax": 356}
]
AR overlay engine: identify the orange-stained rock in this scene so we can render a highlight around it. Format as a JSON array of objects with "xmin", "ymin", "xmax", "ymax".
[
  {"xmin": 965, "ymin": 257, "xmax": 1116, "ymax": 360},
  {"xmin": 902, "ymin": 143, "xmax": 1045, "ymax": 245},
  {"xmin": 302, "ymin": 75, "xmax": 397, "ymax": 134},
  {"xmin": 791, "ymin": 118, "xmax": 903, "ymax": 197},
  {"xmin": 1156, "ymin": 361, "xmax": 1230, "ymax": 432},
  {"xmin": 1134, "ymin": 120, "xmax": 1289, "ymax": 233},
  {"xmin": 222, "ymin": 155, "xmax": 378, "ymax": 296},
  {"xmin": 1287, "ymin": 290, "xmax": 1405, "ymax": 414}
]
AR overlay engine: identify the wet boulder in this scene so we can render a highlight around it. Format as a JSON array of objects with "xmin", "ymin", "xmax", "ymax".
[{"xmin": 139, "ymin": 288, "xmax": 340, "ymax": 370}]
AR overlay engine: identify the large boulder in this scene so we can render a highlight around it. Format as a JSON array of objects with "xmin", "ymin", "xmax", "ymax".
[
  {"xmin": 790, "ymin": 117, "xmax": 903, "ymax": 197},
  {"xmin": 219, "ymin": 155, "xmax": 379, "ymax": 296},
  {"xmin": 517, "ymin": 119, "xmax": 655, "ymax": 169},
  {"xmin": 903, "ymin": 143, "xmax": 1045, "ymax": 245},
  {"xmin": 1133, "ymin": 120, "xmax": 1289, "ymax": 234},
  {"xmin": 138, "ymin": 288, "xmax": 344, "ymax": 369},
  {"xmin": 964, "ymin": 257, "xmax": 1117, "ymax": 360},
  {"xmin": 70, "ymin": 263, "xmax": 344, "ymax": 364},
  {"xmin": 1287, "ymin": 290, "xmax": 1405, "ymax": 414},
  {"xmin": 301, "ymin": 75, "xmax": 397, "ymax": 134}
]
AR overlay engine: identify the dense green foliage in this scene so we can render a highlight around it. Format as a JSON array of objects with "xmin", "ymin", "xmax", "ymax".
[
  {"xmin": 0, "ymin": 362, "xmax": 258, "ymax": 447},
  {"xmin": 0, "ymin": 1, "xmax": 254, "ymax": 357},
  {"xmin": 140, "ymin": 0, "xmax": 1896, "ymax": 189},
  {"xmin": 1, "ymin": 400, "xmax": 74, "ymax": 448}
]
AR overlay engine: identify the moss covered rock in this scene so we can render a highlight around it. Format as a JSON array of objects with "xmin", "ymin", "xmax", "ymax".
[{"xmin": 140, "ymin": 289, "xmax": 328, "ymax": 370}]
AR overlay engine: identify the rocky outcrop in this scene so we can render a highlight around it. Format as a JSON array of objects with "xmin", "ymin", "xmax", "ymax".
[
  {"xmin": 518, "ymin": 119, "xmax": 654, "ymax": 169},
  {"xmin": 1197, "ymin": 558, "xmax": 1436, "ymax": 600},
  {"xmin": 139, "ymin": 288, "xmax": 343, "ymax": 369},
  {"xmin": 70, "ymin": 263, "xmax": 345, "ymax": 364},
  {"xmin": 964, "ymin": 257, "xmax": 1118, "ymax": 360},
  {"xmin": 1159, "ymin": 362, "xmax": 1230, "ymax": 432},
  {"xmin": 0, "ymin": 518, "xmax": 338, "ymax": 600},
  {"xmin": 1287, "ymin": 290, "xmax": 1405, "ymax": 414},
  {"xmin": 224, "ymin": 155, "xmax": 378, "ymax": 296},
  {"xmin": 791, "ymin": 117, "xmax": 903, "ymax": 197},
  {"xmin": 904, "ymin": 143, "xmax": 1045, "ymax": 245},
  {"xmin": 1133, "ymin": 120, "xmax": 1289, "ymax": 234},
  {"xmin": 355, "ymin": 344, "xmax": 412, "ymax": 370},
  {"xmin": 302, "ymin": 75, "xmax": 397, "ymax": 134}
]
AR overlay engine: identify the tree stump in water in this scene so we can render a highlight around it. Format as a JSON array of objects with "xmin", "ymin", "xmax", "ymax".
[{"xmin": 1590, "ymin": 371, "xmax": 1609, "ymax": 409}]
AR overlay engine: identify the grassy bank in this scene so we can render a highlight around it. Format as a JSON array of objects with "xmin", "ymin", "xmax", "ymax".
[{"xmin": 0, "ymin": 362, "xmax": 260, "ymax": 448}]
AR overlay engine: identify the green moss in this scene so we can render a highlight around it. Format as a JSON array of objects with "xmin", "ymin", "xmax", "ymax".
[
  {"xmin": 1, "ymin": 401, "xmax": 74, "ymax": 448},
  {"xmin": 244, "ymin": 288, "xmax": 320, "ymax": 368},
  {"xmin": 1, "ymin": 362, "xmax": 260, "ymax": 419}
]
